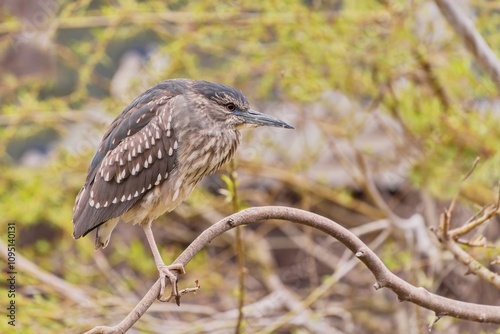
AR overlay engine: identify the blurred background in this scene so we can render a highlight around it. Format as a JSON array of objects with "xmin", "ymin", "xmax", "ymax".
[{"xmin": 0, "ymin": 0, "xmax": 499, "ymax": 333}]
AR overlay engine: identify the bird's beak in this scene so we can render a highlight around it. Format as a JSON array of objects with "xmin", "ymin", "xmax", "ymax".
[{"xmin": 235, "ymin": 109, "xmax": 294, "ymax": 129}]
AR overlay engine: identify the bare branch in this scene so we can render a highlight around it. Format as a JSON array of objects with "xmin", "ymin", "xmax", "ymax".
[
  {"xmin": 432, "ymin": 161, "xmax": 500, "ymax": 289},
  {"xmin": 434, "ymin": 0, "xmax": 500, "ymax": 92},
  {"xmin": 462, "ymin": 157, "xmax": 481, "ymax": 182},
  {"xmin": 440, "ymin": 235, "xmax": 500, "ymax": 290},
  {"xmin": 86, "ymin": 206, "xmax": 500, "ymax": 333},
  {"xmin": 449, "ymin": 203, "xmax": 498, "ymax": 239}
]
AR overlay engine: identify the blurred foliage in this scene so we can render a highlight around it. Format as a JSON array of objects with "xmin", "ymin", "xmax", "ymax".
[{"xmin": 0, "ymin": 0, "xmax": 499, "ymax": 333}]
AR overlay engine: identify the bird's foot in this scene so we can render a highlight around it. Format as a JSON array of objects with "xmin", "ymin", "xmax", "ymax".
[{"xmin": 157, "ymin": 263, "xmax": 186, "ymax": 304}]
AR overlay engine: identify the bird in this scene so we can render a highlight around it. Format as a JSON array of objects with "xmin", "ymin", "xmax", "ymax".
[{"xmin": 72, "ymin": 78, "xmax": 293, "ymax": 302}]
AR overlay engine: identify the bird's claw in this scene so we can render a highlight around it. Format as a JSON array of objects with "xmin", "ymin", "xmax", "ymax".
[{"xmin": 157, "ymin": 263, "xmax": 185, "ymax": 304}]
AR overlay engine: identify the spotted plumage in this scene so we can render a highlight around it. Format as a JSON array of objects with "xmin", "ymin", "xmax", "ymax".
[
  {"xmin": 72, "ymin": 78, "xmax": 292, "ymax": 301},
  {"xmin": 72, "ymin": 85, "xmax": 179, "ymax": 242}
]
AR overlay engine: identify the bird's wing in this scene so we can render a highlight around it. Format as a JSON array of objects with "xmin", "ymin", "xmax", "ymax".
[{"xmin": 72, "ymin": 90, "xmax": 181, "ymax": 238}]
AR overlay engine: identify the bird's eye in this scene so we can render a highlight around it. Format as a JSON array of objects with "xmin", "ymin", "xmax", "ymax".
[{"xmin": 225, "ymin": 103, "xmax": 236, "ymax": 112}]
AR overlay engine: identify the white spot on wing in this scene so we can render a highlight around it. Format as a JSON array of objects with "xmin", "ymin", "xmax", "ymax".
[
  {"xmin": 112, "ymin": 197, "xmax": 118, "ymax": 204},
  {"xmin": 121, "ymin": 195, "xmax": 126, "ymax": 202},
  {"xmin": 158, "ymin": 149, "xmax": 162, "ymax": 159},
  {"xmin": 154, "ymin": 173, "xmax": 162, "ymax": 185},
  {"xmin": 168, "ymin": 147, "xmax": 173, "ymax": 156}
]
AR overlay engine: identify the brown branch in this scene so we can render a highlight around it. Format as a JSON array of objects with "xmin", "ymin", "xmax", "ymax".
[
  {"xmin": 434, "ymin": 200, "xmax": 500, "ymax": 290},
  {"xmin": 86, "ymin": 206, "xmax": 500, "ymax": 333},
  {"xmin": 431, "ymin": 162, "xmax": 500, "ymax": 289},
  {"xmin": 449, "ymin": 203, "xmax": 498, "ymax": 239},
  {"xmin": 440, "ymin": 236, "xmax": 500, "ymax": 289}
]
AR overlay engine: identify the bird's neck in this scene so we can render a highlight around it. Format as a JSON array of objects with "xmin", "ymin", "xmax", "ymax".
[{"xmin": 178, "ymin": 128, "xmax": 241, "ymax": 180}]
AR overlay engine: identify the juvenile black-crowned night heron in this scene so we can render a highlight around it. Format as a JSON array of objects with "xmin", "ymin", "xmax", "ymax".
[{"xmin": 72, "ymin": 78, "xmax": 292, "ymax": 301}]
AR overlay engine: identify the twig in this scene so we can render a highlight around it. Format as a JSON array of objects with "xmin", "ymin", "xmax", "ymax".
[
  {"xmin": 462, "ymin": 157, "xmax": 481, "ymax": 182},
  {"xmin": 355, "ymin": 152, "xmax": 400, "ymax": 223},
  {"xmin": 455, "ymin": 236, "xmax": 495, "ymax": 248},
  {"xmin": 439, "ymin": 237, "xmax": 500, "ymax": 289},
  {"xmin": 432, "ymin": 161, "xmax": 500, "ymax": 289},
  {"xmin": 449, "ymin": 203, "xmax": 498, "ymax": 238},
  {"xmin": 438, "ymin": 157, "xmax": 480, "ymax": 237},
  {"xmin": 229, "ymin": 160, "xmax": 246, "ymax": 334},
  {"xmin": 86, "ymin": 206, "xmax": 500, "ymax": 333}
]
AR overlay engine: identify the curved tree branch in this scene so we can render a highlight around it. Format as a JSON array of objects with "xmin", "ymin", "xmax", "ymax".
[{"xmin": 86, "ymin": 206, "xmax": 500, "ymax": 333}]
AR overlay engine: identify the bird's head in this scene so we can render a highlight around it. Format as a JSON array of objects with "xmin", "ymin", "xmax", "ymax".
[{"xmin": 191, "ymin": 80, "xmax": 293, "ymax": 130}]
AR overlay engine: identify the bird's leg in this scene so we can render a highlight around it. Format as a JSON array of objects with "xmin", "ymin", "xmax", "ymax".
[{"xmin": 142, "ymin": 223, "xmax": 185, "ymax": 303}]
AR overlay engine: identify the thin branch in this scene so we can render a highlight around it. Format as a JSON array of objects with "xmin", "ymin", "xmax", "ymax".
[
  {"xmin": 229, "ymin": 160, "xmax": 245, "ymax": 334},
  {"xmin": 355, "ymin": 152, "xmax": 401, "ymax": 223},
  {"xmin": 438, "ymin": 157, "xmax": 480, "ymax": 239},
  {"xmin": 440, "ymin": 237, "xmax": 500, "ymax": 289},
  {"xmin": 86, "ymin": 206, "xmax": 500, "ymax": 333},
  {"xmin": 432, "ymin": 161, "xmax": 500, "ymax": 289},
  {"xmin": 455, "ymin": 236, "xmax": 495, "ymax": 248},
  {"xmin": 434, "ymin": 0, "xmax": 500, "ymax": 92},
  {"xmin": 462, "ymin": 157, "xmax": 481, "ymax": 182},
  {"xmin": 0, "ymin": 239, "xmax": 92, "ymax": 307},
  {"xmin": 449, "ymin": 203, "xmax": 498, "ymax": 238}
]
